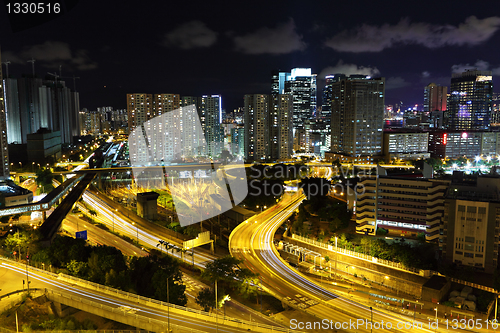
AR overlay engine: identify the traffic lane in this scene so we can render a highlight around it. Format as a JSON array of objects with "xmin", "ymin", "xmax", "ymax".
[{"xmin": 0, "ymin": 263, "xmax": 273, "ymax": 333}]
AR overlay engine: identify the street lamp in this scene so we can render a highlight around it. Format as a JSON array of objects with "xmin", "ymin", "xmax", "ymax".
[{"xmin": 434, "ymin": 303, "xmax": 439, "ymax": 322}]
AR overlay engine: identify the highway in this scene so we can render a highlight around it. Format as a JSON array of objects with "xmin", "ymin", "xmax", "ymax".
[
  {"xmin": 79, "ymin": 189, "xmax": 218, "ymax": 268},
  {"xmin": 229, "ymin": 192, "xmax": 466, "ymax": 333},
  {"xmin": 0, "ymin": 259, "xmax": 296, "ymax": 333},
  {"xmin": 61, "ymin": 214, "xmax": 284, "ymax": 326}
]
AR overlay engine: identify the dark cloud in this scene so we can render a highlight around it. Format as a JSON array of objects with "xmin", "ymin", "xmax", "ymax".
[
  {"xmin": 162, "ymin": 21, "xmax": 217, "ymax": 49},
  {"xmin": 325, "ymin": 16, "xmax": 500, "ymax": 52},
  {"xmin": 233, "ymin": 18, "xmax": 306, "ymax": 55},
  {"xmin": 319, "ymin": 60, "xmax": 380, "ymax": 78},
  {"xmin": 451, "ymin": 59, "xmax": 500, "ymax": 75},
  {"xmin": 421, "ymin": 71, "xmax": 430, "ymax": 78},
  {"xmin": 5, "ymin": 41, "xmax": 97, "ymax": 71},
  {"xmin": 385, "ymin": 76, "xmax": 410, "ymax": 90}
]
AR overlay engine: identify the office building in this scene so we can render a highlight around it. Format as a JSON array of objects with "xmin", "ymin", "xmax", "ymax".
[
  {"xmin": 321, "ymin": 74, "xmax": 336, "ymax": 123},
  {"xmin": 448, "ymin": 70, "xmax": 493, "ymax": 131},
  {"xmin": 330, "ymin": 75, "xmax": 385, "ymax": 158},
  {"xmin": 491, "ymin": 93, "xmax": 500, "ymax": 127},
  {"xmin": 355, "ymin": 170, "xmax": 448, "ymax": 241},
  {"xmin": 427, "ymin": 131, "xmax": 500, "ymax": 159},
  {"xmin": 441, "ymin": 173, "xmax": 500, "ymax": 273},
  {"xmin": 383, "ymin": 130, "xmax": 430, "ymax": 161},
  {"xmin": 244, "ymin": 94, "xmax": 293, "ymax": 161},
  {"xmin": 424, "ymin": 83, "xmax": 447, "ymax": 112},
  {"xmin": 272, "ymin": 68, "xmax": 317, "ymax": 152},
  {"xmin": 271, "ymin": 70, "xmax": 289, "ymax": 95}
]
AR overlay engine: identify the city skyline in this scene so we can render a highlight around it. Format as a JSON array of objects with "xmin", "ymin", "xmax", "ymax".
[{"xmin": 2, "ymin": 1, "xmax": 500, "ymax": 111}]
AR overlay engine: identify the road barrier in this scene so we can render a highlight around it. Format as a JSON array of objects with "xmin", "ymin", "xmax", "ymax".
[{"xmin": 0, "ymin": 257, "xmax": 304, "ymax": 333}]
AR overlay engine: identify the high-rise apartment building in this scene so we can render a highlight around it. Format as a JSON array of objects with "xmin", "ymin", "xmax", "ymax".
[
  {"xmin": 270, "ymin": 94, "xmax": 293, "ymax": 160},
  {"xmin": 127, "ymin": 93, "xmax": 153, "ymax": 130},
  {"xmin": 331, "ymin": 75, "xmax": 385, "ymax": 158},
  {"xmin": 0, "ymin": 52, "xmax": 10, "ymax": 179},
  {"xmin": 244, "ymin": 94, "xmax": 269, "ymax": 161},
  {"xmin": 231, "ymin": 125, "xmax": 244, "ymax": 157},
  {"xmin": 154, "ymin": 94, "xmax": 180, "ymax": 117},
  {"xmin": 3, "ymin": 76, "xmax": 79, "ymax": 145},
  {"xmin": 199, "ymin": 95, "xmax": 223, "ymax": 156},
  {"xmin": 0, "ymin": 51, "xmax": 10, "ymax": 178},
  {"xmin": 449, "ymin": 70, "xmax": 493, "ymax": 131},
  {"xmin": 3, "ymin": 78, "xmax": 21, "ymax": 144},
  {"xmin": 244, "ymin": 94, "xmax": 292, "ymax": 161}
]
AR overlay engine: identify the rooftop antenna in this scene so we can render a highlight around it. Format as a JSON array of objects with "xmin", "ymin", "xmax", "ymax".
[
  {"xmin": 27, "ymin": 58, "xmax": 35, "ymax": 77},
  {"xmin": 1, "ymin": 61, "xmax": 11, "ymax": 78}
]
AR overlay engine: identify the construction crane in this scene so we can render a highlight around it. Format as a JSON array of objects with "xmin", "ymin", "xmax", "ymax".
[
  {"xmin": 1, "ymin": 61, "xmax": 11, "ymax": 78},
  {"xmin": 47, "ymin": 70, "xmax": 80, "ymax": 91},
  {"xmin": 27, "ymin": 58, "xmax": 35, "ymax": 77}
]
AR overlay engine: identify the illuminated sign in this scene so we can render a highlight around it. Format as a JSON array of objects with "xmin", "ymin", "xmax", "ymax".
[
  {"xmin": 443, "ymin": 133, "xmax": 447, "ymax": 145},
  {"xmin": 462, "ymin": 132, "xmax": 468, "ymax": 139},
  {"xmin": 476, "ymin": 76, "xmax": 492, "ymax": 82}
]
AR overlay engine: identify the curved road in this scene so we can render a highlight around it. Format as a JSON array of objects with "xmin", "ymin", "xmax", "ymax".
[{"xmin": 229, "ymin": 192, "xmax": 467, "ymax": 333}]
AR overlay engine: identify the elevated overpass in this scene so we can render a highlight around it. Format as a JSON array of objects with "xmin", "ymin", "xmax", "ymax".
[
  {"xmin": 0, "ymin": 174, "xmax": 86, "ymax": 218},
  {"xmin": 1, "ymin": 259, "xmax": 299, "ymax": 333},
  {"xmin": 38, "ymin": 173, "xmax": 96, "ymax": 242}
]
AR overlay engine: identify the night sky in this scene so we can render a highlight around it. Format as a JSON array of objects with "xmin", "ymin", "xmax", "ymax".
[{"xmin": 2, "ymin": 0, "xmax": 500, "ymax": 111}]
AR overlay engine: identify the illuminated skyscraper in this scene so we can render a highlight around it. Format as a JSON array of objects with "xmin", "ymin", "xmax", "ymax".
[
  {"xmin": 321, "ymin": 74, "xmax": 337, "ymax": 123},
  {"xmin": 331, "ymin": 75, "xmax": 385, "ymax": 157},
  {"xmin": 199, "ymin": 95, "xmax": 223, "ymax": 156},
  {"xmin": 424, "ymin": 83, "xmax": 447, "ymax": 129},
  {"xmin": 449, "ymin": 70, "xmax": 493, "ymax": 130},
  {"xmin": 244, "ymin": 94, "xmax": 292, "ymax": 161},
  {"xmin": 424, "ymin": 83, "xmax": 447, "ymax": 112},
  {"xmin": 284, "ymin": 68, "xmax": 317, "ymax": 127}
]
